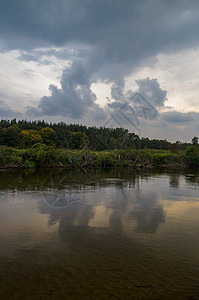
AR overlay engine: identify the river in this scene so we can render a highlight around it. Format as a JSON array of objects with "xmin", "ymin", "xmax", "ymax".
[{"xmin": 0, "ymin": 168, "xmax": 199, "ymax": 299}]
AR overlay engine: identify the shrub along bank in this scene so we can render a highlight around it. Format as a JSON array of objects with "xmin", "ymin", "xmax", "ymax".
[{"xmin": 1, "ymin": 143, "xmax": 198, "ymax": 169}]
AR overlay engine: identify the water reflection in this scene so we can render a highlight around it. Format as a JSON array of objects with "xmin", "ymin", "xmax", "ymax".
[
  {"xmin": 185, "ymin": 173, "xmax": 199, "ymax": 189},
  {"xmin": 37, "ymin": 173, "xmax": 166, "ymax": 238},
  {"xmin": 0, "ymin": 168, "xmax": 198, "ymax": 239},
  {"xmin": 129, "ymin": 201, "xmax": 165, "ymax": 234},
  {"xmin": 169, "ymin": 173, "xmax": 180, "ymax": 188},
  {"xmin": 0, "ymin": 168, "xmax": 199, "ymax": 299}
]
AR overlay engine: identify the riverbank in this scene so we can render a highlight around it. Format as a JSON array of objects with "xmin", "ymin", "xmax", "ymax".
[{"xmin": 0, "ymin": 144, "xmax": 195, "ymax": 169}]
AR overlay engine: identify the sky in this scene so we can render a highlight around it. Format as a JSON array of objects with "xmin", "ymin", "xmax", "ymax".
[{"xmin": 1, "ymin": 0, "xmax": 199, "ymax": 142}]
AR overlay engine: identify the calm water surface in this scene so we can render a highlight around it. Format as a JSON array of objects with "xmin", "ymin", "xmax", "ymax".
[{"xmin": 0, "ymin": 168, "xmax": 199, "ymax": 299}]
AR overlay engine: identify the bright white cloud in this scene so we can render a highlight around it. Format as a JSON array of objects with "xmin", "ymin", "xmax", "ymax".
[
  {"xmin": 125, "ymin": 48, "xmax": 199, "ymax": 113},
  {"xmin": 0, "ymin": 48, "xmax": 69, "ymax": 111}
]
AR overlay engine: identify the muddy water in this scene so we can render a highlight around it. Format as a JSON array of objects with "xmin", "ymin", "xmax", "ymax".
[{"xmin": 0, "ymin": 168, "xmax": 199, "ymax": 299}]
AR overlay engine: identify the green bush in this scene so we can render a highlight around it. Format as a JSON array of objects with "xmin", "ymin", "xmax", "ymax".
[
  {"xmin": 152, "ymin": 153, "xmax": 181, "ymax": 165},
  {"xmin": 24, "ymin": 159, "xmax": 36, "ymax": 168},
  {"xmin": 27, "ymin": 144, "xmax": 55, "ymax": 166},
  {"xmin": 10, "ymin": 154, "xmax": 23, "ymax": 166},
  {"xmin": 185, "ymin": 146, "xmax": 199, "ymax": 166},
  {"xmin": 95, "ymin": 152, "xmax": 116, "ymax": 167},
  {"xmin": 56, "ymin": 150, "xmax": 71, "ymax": 165}
]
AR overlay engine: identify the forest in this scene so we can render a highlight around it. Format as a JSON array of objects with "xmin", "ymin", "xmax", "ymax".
[
  {"xmin": 0, "ymin": 119, "xmax": 198, "ymax": 168},
  {"xmin": 0, "ymin": 118, "xmax": 192, "ymax": 150}
]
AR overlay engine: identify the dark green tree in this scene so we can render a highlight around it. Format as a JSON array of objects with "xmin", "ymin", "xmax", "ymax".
[{"xmin": 192, "ymin": 137, "xmax": 198, "ymax": 146}]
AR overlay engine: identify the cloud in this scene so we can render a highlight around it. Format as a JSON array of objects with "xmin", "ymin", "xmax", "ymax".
[
  {"xmin": 0, "ymin": 101, "xmax": 22, "ymax": 119},
  {"xmin": 108, "ymin": 78, "xmax": 165, "ymax": 124},
  {"xmin": 26, "ymin": 106, "xmax": 42, "ymax": 117},
  {"xmin": 2, "ymin": 1, "xmax": 199, "ymax": 78},
  {"xmin": 134, "ymin": 78, "xmax": 167, "ymax": 108},
  {"xmin": 1, "ymin": 0, "xmax": 199, "ymax": 140},
  {"xmin": 2, "ymin": 1, "xmax": 199, "ymax": 84},
  {"xmin": 109, "ymin": 78, "xmax": 167, "ymax": 108},
  {"xmin": 36, "ymin": 60, "xmax": 104, "ymax": 118},
  {"xmin": 161, "ymin": 111, "xmax": 194, "ymax": 123},
  {"xmin": 18, "ymin": 45, "xmax": 85, "ymax": 65}
]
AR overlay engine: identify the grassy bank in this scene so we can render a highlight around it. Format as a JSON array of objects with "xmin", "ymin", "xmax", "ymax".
[{"xmin": 1, "ymin": 143, "xmax": 198, "ymax": 169}]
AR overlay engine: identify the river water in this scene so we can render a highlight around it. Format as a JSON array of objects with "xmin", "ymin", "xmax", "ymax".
[{"xmin": 0, "ymin": 167, "xmax": 199, "ymax": 299}]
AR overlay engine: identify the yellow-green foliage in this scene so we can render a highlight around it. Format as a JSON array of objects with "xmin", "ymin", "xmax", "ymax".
[
  {"xmin": 40, "ymin": 127, "xmax": 56, "ymax": 146},
  {"xmin": 18, "ymin": 130, "xmax": 43, "ymax": 148}
]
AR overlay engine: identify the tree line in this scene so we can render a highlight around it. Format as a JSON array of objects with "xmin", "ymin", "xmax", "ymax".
[{"xmin": 0, "ymin": 119, "xmax": 193, "ymax": 151}]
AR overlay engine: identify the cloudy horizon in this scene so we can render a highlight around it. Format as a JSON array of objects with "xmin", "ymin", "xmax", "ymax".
[{"xmin": 1, "ymin": 0, "xmax": 199, "ymax": 142}]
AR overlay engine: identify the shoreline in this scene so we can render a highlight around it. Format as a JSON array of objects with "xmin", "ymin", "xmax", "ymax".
[
  {"xmin": 0, "ymin": 161, "xmax": 188, "ymax": 170},
  {"xmin": 0, "ymin": 145, "xmax": 197, "ymax": 170}
]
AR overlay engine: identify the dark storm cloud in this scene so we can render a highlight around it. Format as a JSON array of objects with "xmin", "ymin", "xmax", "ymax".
[
  {"xmin": 2, "ymin": 0, "xmax": 199, "ymax": 68},
  {"xmin": 135, "ymin": 78, "xmax": 167, "ymax": 108},
  {"xmin": 161, "ymin": 111, "xmax": 194, "ymax": 123},
  {"xmin": 108, "ymin": 78, "xmax": 165, "ymax": 121},
  {"xmin": 38, "ymin": 60, "xmax": 98, "ymax": 118},
  {"xmin": 18, "ymin": 46, "xmax": 85, "ymax": 63},
  {"xmin": 2, "ymin": 0, "xmax": 199, "ymax": 119}
]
